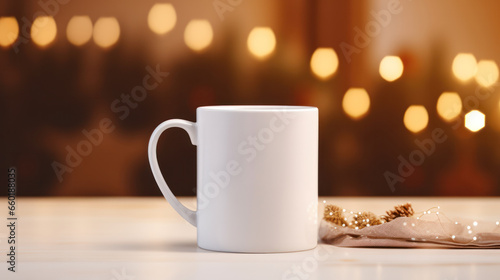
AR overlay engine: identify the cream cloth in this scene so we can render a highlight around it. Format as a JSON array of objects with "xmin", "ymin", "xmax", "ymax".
[{"xmin": 319, "ymin": 216, "xmax": 500, "ymax": 248}]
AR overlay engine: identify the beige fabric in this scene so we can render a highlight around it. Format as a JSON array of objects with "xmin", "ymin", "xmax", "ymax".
[{"xmin": 319, "ymin": 217, "xmax": 500, "ymax": 248}]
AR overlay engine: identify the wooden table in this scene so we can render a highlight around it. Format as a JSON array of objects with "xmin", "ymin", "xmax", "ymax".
[{"xmin": 1, "ymin": 197, "xmax": 500, "ymax": 279}]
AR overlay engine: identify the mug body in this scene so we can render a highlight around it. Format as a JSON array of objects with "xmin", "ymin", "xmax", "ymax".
[{"xmin": 196, "ymin": 106, "xmax": 318, "ymax": 253}]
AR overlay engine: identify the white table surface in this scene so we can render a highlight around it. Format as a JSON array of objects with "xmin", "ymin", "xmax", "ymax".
[{"xmin": 1, "ymin": 197, "xmax": 500, "ymax": 280}]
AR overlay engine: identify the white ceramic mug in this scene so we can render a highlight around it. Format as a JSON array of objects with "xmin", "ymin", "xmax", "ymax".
[{"xmin": 148, "ymin": 105, "xmax": 318, "ymax": 253}]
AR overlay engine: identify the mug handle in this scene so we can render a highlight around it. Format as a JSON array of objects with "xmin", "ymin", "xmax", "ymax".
[{"xmin": 148, "ymin": 119, "xmax": 197, "ymax": 227}]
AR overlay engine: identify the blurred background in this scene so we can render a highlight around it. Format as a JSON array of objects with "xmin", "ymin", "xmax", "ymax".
[{"xmin": 1, "ymin": 0, "xmax": 500, "ymax": 197}]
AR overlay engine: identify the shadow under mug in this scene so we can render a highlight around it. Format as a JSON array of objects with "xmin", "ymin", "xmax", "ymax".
[{"xmin": 148, "ymin": 105, "xmax": 318, "ymax": 253}]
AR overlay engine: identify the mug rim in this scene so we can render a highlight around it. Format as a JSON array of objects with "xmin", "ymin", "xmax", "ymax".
[{"xmin": 197, "ymin": 105, "xmax": 317, "ymax": 112}]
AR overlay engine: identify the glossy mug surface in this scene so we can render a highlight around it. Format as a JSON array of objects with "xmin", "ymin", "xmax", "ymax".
[{"xmin": 148, "ymin": 105, "xmax": 318, "ymax": 253}]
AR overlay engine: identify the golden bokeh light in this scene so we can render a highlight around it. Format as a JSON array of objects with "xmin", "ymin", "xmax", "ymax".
[
  {"xmin": 452, "ymin": 53, "xmax": 477, "ymax": 81},
  {"xmin": 436, "ymin": 92, "xmax": 462, "ymax": 122},
  {"xmin": 66, "ymin": 16, "xmax": 93, "ymax": 46},
  {"xmin": 148, "ymin": 3, "xmax": 177, "ymax": 35},
  {"xmin": 247, "ymin": 27, "xmax": 276, "ymax": 60},
  {"xmin": 403, "ymin": 105, "xmax": 428, "ymax": 133},
  {"xmin": 93, "ymin": 17, "xmax": 120, "ymax": 48},
  {"xmin": 465, "ymin": 110, "xmax": 485, "ymax": 132},
  {"xmin": 0, "ymin": 17, "xmax": 19, "ymax": 47},
  {"xmin": 184, "ymin": 19, "xmax": 213, "ymax": 52},
  {"xmin": 379, "ymin": 56, "xmax": 404, "ymax": 82},
  {"xmin": 475, "ymin": 60, "xmax": 499, "ymax": 87},
  {"xmin": 31, "ymin": 16, "xmax": 57, "ymax": 47},
  {"xmin": 342, "ymin": 88, "xmax": 370, "ymax": 120},
  {"xmin": 310, "ymin": 48, "xmax": 339, "ymax": 80}
]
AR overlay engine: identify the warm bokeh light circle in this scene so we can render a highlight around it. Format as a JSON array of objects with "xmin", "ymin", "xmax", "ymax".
[
  {"xmin": 93, "ymin": 17, "xmax": 120, "ymax": 48},
  {"xmin": 342, "ymin": 88, "xmax": 370, "ymax": 119},
  {"xmin": 247, "ymin": 27, "xmax": 276, "ymax": 59},
  {"xmin": 465, "ymin": 110, "xmax": 485, "ymax": 132},
  {"xmin": 475, "ymin": 60, "xmax": 499, "ymax": 87},
  {"xmin": 0, "ymin": 17, "xmax": 19, "ymax": 47},
  {"xmin": 404, "ymin": 105, "xmax": 428, "ymax": 133},
  {"xmin": 379, "ymin": 56, "xmax": 404, "ymax": 82},
  {"xmin": 310, "ymin": 48, "xmax": 339, "ymax": 80},
  {"xmin": 452, "ymin": 53, "xmax": 477, "ymax": 82},
  {"xmin": 436, "ymin": 92, "xmax": 462, "ymax": 122},
  {"xmin": 31, "ymin": 16, "xmax": 57, "ymax": 47},
  {"xmin": 148, "ymin": 3, "xmax": 177, "ymax": 35},
  {"xmin": 184, "ymin": 19, "xmax": 213, "ymax": 52},
  {"xmin": 66, "ymin": 16, "xmax": 93, "ymax": 46}
]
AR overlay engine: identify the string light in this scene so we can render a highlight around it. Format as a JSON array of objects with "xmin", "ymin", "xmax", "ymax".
[
  {"xmin": 148, "ymin": 3, "xmax": 177, "ymax": 35},
  {"xmin": 452, "ymin": 53, "xmax": 477, "ymax": 81},
  {"xmin": 93, "ymin": 17, "xmax": 120, "ymax": 48},
  {"xmin": 31, "ymin": 16, "xmax": 57, "ymax": 47},
  {"xmin": 436, "ymin": 92, "xmax": 462, "ymax": 122},
  {"xmin": 0, "ymin": 17, "xmax": 19, "ymax": 47},
  {"xmin": 184, "ymin": 19, "xmax": 213, "ymax": 52},
  {"xmin": 66, "ymin": 16, "xmax": 93, "ymax": 46},
  {"xmin": 247, "ymin": 27, "xmax": 276, "ymax": 60},
  {"xmin": 342, "ymin": 88, "xmax": 370, "ymax": 120},
  {"xmin": 379, "ymin": 55, "xmax": 404, "ymax": 82},
  {"xmin": 404, "ymin": 105, "xmax": 429, "ymax": 133},
  {"xmin": 464, "ymin": 110, "xmax": 485, "ymax": 132},
  {"xmin": 475, "ymin": 60, "xmax": 499, "ymax": 87},
  {"xmin": 310, "ymin": 48, "xmax": 339, "ymax": 80}
]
